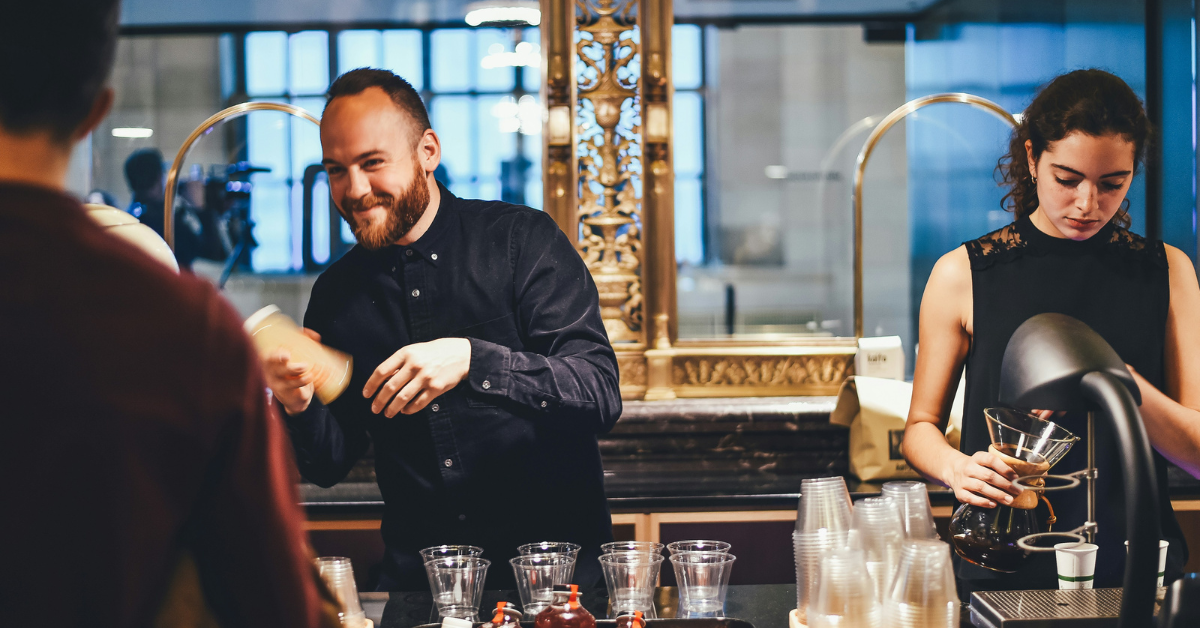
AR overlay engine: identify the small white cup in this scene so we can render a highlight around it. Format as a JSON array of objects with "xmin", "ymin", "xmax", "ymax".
[
  {"xmin": 1125, "ymin": 540, "xmax": 1169, "ymax": 587},
  {"xmin": 1055, "ymin": 542, "xmax": 1098, "ymax": 590}
]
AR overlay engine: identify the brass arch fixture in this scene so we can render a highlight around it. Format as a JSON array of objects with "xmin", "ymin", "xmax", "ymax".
[
  {"xmin": 163, "ymin": 101, "xmax": 321, "ymax": 249},
  {"xmin": 852, "ymin": 93, "xmax": 1018, "ymax": 338}
]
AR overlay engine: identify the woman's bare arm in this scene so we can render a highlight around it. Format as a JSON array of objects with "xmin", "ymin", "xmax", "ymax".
[
  {"xmin": 903, "ymin": 246, "xmax": 1020, "ymax": 508},
  {"xmin": 1134, "ymin": 245, "xmax": 1200, "ymax": 477}
]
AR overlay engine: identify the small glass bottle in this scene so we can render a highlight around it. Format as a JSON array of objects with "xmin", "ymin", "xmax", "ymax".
[
  {"xmin": 490, "ymin": 601, "xmax": 523, "ymax": 628},
  {"xmin": 615, "ymin": 610, "xmax": 645, "ymax": 628},
  {"xmin": 535, "ymin": 585, "xmax": 594, "ymax": 628}
]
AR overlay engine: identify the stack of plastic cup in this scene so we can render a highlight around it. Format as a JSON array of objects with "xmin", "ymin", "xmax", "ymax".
[
  {"xmin": 807, "ymin": 547, "xmax": 881, "ymax": 628},
  {"xmin": 316, "ymin": 557, "xmax": 368, "ymax": 628},
  {"xmin": 599, "ymin": 550, "xmax": 665, "ymax": 616},
  {"xmin": 793, "ymin": 476, "xmax": 854, "ymax": 623},
  {"xmin": 881, "ymin": 482, "xmax": 939, "ymax": 540},
  {"xmin": 424, "ymin": 556, "xmax": 491, "ymax": 620},
  {"xmin": 851, "ymin": 496, "xmax": 906, "ymax": 604},
  {"xmin": 669, "ymin": 550, "xmax": 737, "ymax": 617},
  {"xmin": 511, "ymin": 554, "xmax": 576, "ymax": 616},
  {"xmin": 884, "ymin": 540, "xmax": 959, "ymax": 628}
]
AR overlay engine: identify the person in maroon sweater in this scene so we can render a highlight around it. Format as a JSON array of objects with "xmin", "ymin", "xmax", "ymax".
[{"xmin": 0, "ymin": 2, "xmax": 337, "ymax": 626}]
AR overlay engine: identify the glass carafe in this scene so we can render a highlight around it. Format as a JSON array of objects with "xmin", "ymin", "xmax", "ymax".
[{"xmin": 949, "ymin": 408, "xmax": 1078, "ymax": 572}]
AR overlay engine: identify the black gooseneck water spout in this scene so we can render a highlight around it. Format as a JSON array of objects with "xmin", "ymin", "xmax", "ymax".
[{"xmin": 998, "ymin": 313, "xmax": 1160, "ymax": 627}]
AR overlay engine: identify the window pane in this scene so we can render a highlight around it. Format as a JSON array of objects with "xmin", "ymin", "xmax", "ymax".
[
  {"xmin": 478, "ymin": 95, "xmax": 518, "ymax": 200},
  {"xmin": 245, "ymin": 31, "xmax": 287, "ymax": 96},
  {"xmin": 673, "ymin": 24, "xmax": 702, "ymax": 89},
  {"xmin": 430, "ymin": 96, "xmax": 474, "ymax": 197},
  {"xmin": 476, "ymin": 28, "xmax": 515, "ymax": 92},
  {"xmin": 673, "ymin": 91, "xmax": 703, "ymax": 176},
  {"xmin": 289, "ymin": 31, "xmax": 330, "ymax": 95},
  {"xmin": 675, "ymin": 177, "xmax": 703, "ymax": 265},
  {"xmin": 431, "ymin": 29, "xmax": 471, "ymax": 92},
  {"xmin": 290, "ymin": 96, "xmax": 325, "ymax": 177},
  {"xmin": 247, "ymin": 108, "xmax": 291, "ymax": 271},
  {"xmin": 338, "ymin": 30, "xmax": 381, "ymax": 76},
  {"xmin": 521, "ymin": 27, "xmax": 541, "ymax": 93},
  {"xmin": 382, "ymin": 30, "xmax": 424, "ymax": 89},
  {"xmin": 312, "ymin": 173, "xmax": 331, "ymax": 264}
]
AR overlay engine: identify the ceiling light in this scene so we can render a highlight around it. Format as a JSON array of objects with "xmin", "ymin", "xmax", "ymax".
[
  {"xmin": 465, "ymin": 1, "xmax": 540, "ymax": 26},
  {"xmin": 112, "ymin": 127, "xmax": 154, "ymax": 138},
  {"xmin": 480, "ymin": 41, "xmax": 541, "ymax": 69}
]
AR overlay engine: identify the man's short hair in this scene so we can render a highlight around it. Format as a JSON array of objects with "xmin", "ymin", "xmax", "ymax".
[
  {"xmin": 325, "ymin": 69, "xmax": 432, "ymax": 145},
  {"xmin": 0, "ymin": 0, "xmax": 121, "ymax": 142},
  {"xmin": 125, "ymin": 148, "xmax": 164, "ymax": 193}
]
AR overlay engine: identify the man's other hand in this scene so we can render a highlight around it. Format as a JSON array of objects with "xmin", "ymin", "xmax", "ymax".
[
  {"xmin": 363, "ymin": 338, "xmax": 472, "ymax": 417},
  {"xmin": 261, "ymin": 329, "xmax": 322, "ymax": 416}
]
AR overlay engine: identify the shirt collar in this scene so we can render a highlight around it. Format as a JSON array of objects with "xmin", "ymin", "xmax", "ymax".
[{"xmin": 404, "ymin": 182, "xmax": 455, "ymax": 266}]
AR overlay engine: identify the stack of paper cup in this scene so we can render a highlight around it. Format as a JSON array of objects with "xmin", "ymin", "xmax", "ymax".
[
  {"xmin": 1055, "ymin": 542, "xmax": 1098, "ymax": 590},
  {"xmin": 793, "ymin": 477, "xmax": 854, "ymax": 623}
]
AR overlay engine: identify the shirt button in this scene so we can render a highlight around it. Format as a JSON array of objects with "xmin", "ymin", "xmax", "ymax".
[
  {"xmin": 444, "ymin": 459, "xmax": 453, "ymax": 468},
  {"xmin": 541, "ymin": 401, "xmax": 548, "ymax": 408},
  {"xmin": 458, "ymin": 514, "xmax": 467, "ymax": 521},
  {"xmin": 391, "ymin": 266, "xmax": 396, "ymax": 272},
  {"xmin": 482, "ymin": 380, "xmax": 491, "ymax": 390},
  {"xmin": 431, "ymin": 403, "xmax": 440, "ymax": 412},
  {"xmin": 431, "ymin": 253, "xmax": 438, "ymax": 260},
  {"xmin": 411, "ymin": 289, "xmax": 420, "ymax": 298},
  {"xmin": 406, "ymin": 250, "xmax": 413, "ymax": 256}
]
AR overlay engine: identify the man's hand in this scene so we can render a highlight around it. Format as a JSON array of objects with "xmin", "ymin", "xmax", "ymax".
[
  {"xmin": 261, "ymin": 329, "xmax": 322, "ymax": 416},
  {"xmin": 363, "ymin": 338, "xmax": 472, "ymax": 417}
]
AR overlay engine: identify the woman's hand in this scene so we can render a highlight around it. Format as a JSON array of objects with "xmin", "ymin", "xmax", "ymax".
[{"xmin": 946, "ymin": 451, "xmax": 1022, "ymax": 508}]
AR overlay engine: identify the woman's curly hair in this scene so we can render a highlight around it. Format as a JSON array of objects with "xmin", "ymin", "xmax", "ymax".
[{"xmin": 997, "ymin": 69, "xmax": 1151, "ymax": 229}]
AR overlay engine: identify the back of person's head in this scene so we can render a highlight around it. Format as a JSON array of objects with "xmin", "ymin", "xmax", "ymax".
[
  {"xmin": 998, "ymin": 69, "xmax": 1150, "ymax": 227},
  {"xmin": 0, "ymin": 0, "xmax": 121, "ymax": 144},
  {"xmin": 125, "ymin": 148, "xmax": 164, "ymax": 194},
  {"xmin": 325, "ymin": 68, "xmax": 431, "ymax": 147}
]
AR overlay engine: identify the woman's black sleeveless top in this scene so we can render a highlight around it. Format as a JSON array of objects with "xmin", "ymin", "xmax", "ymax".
[{"xmin": 959, "ymin": 214, "xmax": 1186, "ymax": 590}]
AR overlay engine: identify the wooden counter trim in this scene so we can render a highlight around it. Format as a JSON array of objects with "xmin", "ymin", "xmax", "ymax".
[{"xmin": 305, "ymin": 519, "xmax": 382, "ymax": 531}]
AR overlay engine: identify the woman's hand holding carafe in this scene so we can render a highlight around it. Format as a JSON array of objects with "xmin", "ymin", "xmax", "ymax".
[{"xmin": 945, "ymin": 450, "xmax": 1022, "ymax": 509}]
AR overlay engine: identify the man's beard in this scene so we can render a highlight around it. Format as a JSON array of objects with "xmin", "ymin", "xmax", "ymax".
[{"xmin": 339, "ymin": 161, "xmax": 430, "ymax": 250}]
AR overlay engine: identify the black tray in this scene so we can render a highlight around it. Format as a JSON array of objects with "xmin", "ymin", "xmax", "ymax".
[{"xmin": 414, "ymin": 621, "xmax": 755, "ymax": 628}]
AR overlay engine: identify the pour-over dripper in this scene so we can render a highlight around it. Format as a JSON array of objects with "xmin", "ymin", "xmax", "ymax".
[{"xmin": 949, "ymin": 408, "xmax": 1079, "ymax": 573}]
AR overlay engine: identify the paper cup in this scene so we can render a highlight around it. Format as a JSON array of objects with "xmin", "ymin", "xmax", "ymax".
[
  {"xmin": 1055, "ymin": 542, "xmax": 1098, "ymax": 590},
  {"xmin": 1125, "ymin": 540, "xmax": 1169, "ymax": 587}
]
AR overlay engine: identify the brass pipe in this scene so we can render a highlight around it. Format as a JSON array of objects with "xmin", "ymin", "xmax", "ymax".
[
  {"xmin": 163, "ymin": 101, "xmax": 321, "ymax": 250},
  {"xmin": 851, "ymin": 93, "xmax": 1017, "ymax": 338}
]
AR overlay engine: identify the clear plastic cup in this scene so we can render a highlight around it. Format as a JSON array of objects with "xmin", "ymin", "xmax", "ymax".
[
  {"xmin": 511, "ymin": 554, "xmax": 576, "ymax": 617},
  {"xmin": 796, "ymin": 477, "xmax": 853, "ymax": 533},
  {"xmin": 601, "ymin": 541, "xmax": 665, "ymax": 555},
  {"xmin": 807, "ymin": 547, "xmax": 881, "ymax": 628},
  {"xmin": 424, "ymin": 556, "xmax": 491, "ymax": 620},
  {"xmin": 794, "ymin": 528, "xmax": 852, "ymax": 623},
  {"xmin": 884, "ymin": 540, "xmax": 959, "ymax": 628},
  {"xmin": 420, "ymin": 545, "xmax": 485, "ymax": 563},
  {"xmin": 881, "ymin": 482, "xmax": 939, "ymax": 540},
  {"xmin": 669, "ymin": 551, "xmax": 736, "ymax": 617},
  {"xmin": 518, "ymin": 541, "xmax": 582, "ymax": 561},
  {"xmin": 852, "ymin": 496, "xmax": 906, "ymax": 603},
  {"xmin": 316, "ymin": 556, "xmax": 368, "ymax": 628},
  {"xmin": 599, "ymin": 551, "xmax": 664, "ymax": 615},
  {"xmin": 666, "ymin": 540, "xmax": 731, "ymax": 555}
]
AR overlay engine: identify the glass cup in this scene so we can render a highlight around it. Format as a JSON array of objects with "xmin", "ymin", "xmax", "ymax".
[
  {"xmin": 519, "ymin": 541, "xmax": 582, "ymax": 561},
  {"xmin": 420, "ymin": 545, "xmax": 485, "ymax": 563},
  {"xmin": 316, "ymin": 556, "xmax": 368, "ymax": 628},
  {"xmin": 807, "ymin": 547, "xmax": 881, "ymax": 628},
  {"xmin": 511, "ymin": 554, "xmax": 576, "ymax": 617},
  {"xmin": 852, "ymin": 496, "xmax": 906, "ymax": 604},
  {"xmin": 666, "ymin": 540, "xmax": 732, "ymax": 555},
  {"xmin": 882, "ymin": 482, "xmax": 939, "ymax": 540},
  {"xmin": 796, "ymin": 477, "xmax": 854, "ymax": 533},
  {"xmin": 424, "ymin": 556, "xmax": 491, "ymax": 620},
  {"xmin": 601, "ymin": 541, "xmax": 665, "ymax": 556},
  {"xmin": 599, "ymin": 551, "xmax": 664, "ymax": 615},
  {"xmin": 884, "ymin": 540, "xmax": 959, "ymax": 628},
  {"xmin": 669, "ymin": 551, "xmax": 736, "ymax": 618}
]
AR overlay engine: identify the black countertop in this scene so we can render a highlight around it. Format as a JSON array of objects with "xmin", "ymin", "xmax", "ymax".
[{"xmin": 302, "ymin": 396, "xmax": 1200, "ymax": 515}]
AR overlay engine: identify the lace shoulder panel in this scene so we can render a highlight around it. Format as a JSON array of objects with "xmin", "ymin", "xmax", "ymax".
[
  {"xmin": 964, "ymin": 222, "xmax": 1028, "ymax": 270},
  {"xmin": 1105, "ymin": 226, "xmax": 1168, "ymax": 268}
]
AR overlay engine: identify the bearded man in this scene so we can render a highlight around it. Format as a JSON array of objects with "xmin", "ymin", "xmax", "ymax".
[{"xmin": 263, "ymin": 69, "xmax": 621, "ymax": 592}]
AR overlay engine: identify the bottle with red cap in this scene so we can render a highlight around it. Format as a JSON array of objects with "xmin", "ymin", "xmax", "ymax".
[
  {"xmin": 490, "ymin": 601, "xmax": 522, "ymax": 628},
  {"xmin": 534, "ymin": 584, "xmax": 595, "ymax": 628},
  {"xmin": 615, "ymin": 610, "xmax": 645, "ymax": 628}
]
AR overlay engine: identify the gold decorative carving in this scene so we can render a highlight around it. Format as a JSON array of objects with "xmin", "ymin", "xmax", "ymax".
[
  {"xmin": 673, "ymin": 355, "xmax": 853, "ymax": 388},
  {"xmin": 575, "ymin": 0, "xmax": 645, "ymax": 346},
  {"xmin": 617, "ymin": 352, "xmax": 647, "ymax": 387}
]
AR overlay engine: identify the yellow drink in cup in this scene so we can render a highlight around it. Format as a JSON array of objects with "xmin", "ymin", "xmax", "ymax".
[{"xmin": 244, "ymin": 305, "xmax": 353, "ymax": 404}]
